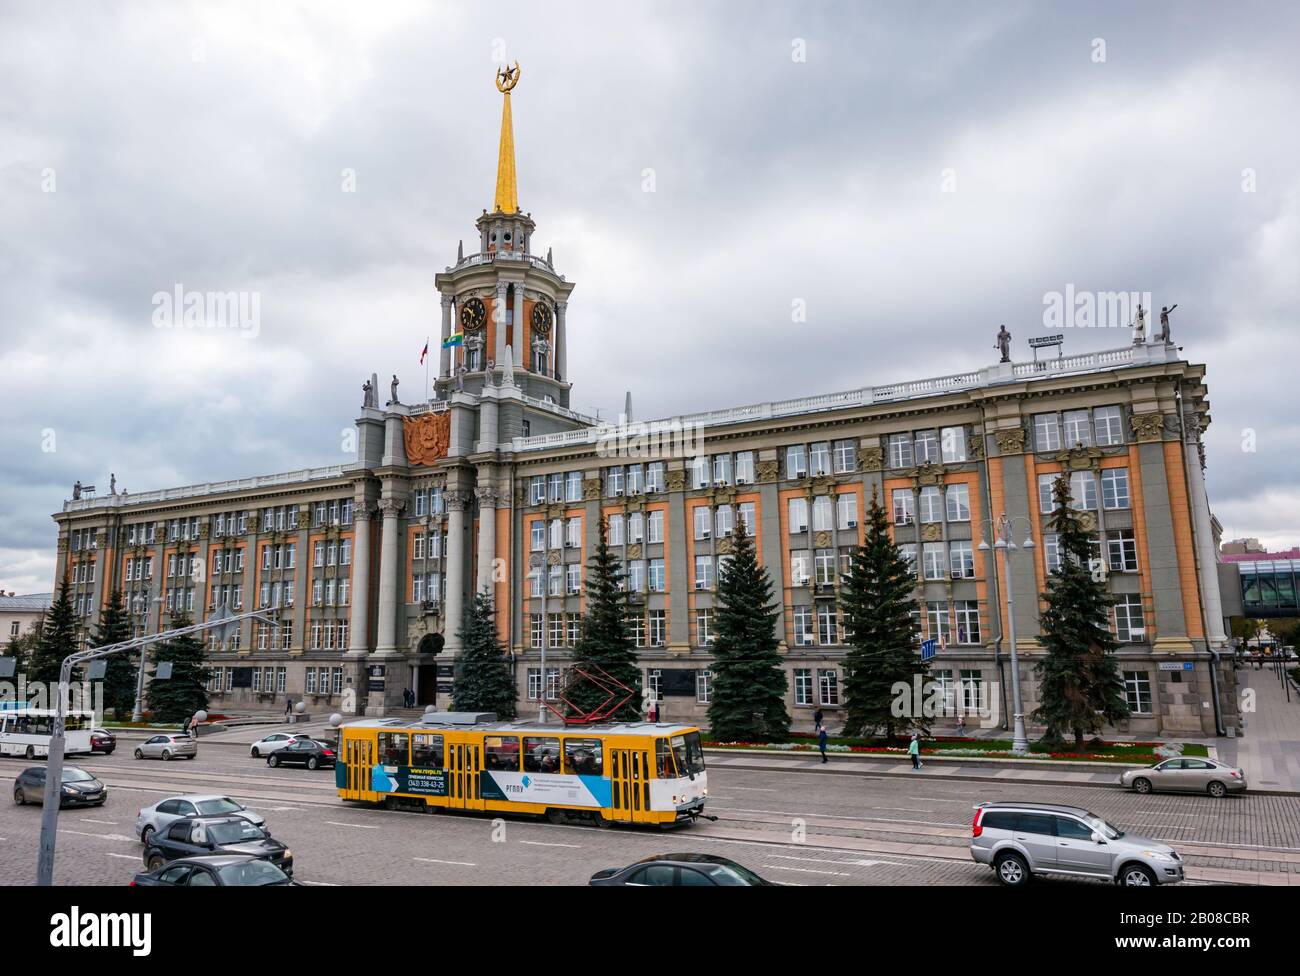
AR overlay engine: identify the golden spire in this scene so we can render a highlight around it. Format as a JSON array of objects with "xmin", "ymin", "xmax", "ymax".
[{"xmin": 493, "ymin": 62, "xmax": 521, "ymax": 213}]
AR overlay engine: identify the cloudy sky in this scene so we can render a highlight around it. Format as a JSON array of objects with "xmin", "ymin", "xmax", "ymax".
[{"xmin": 2, "ymin": 1, "xmax": 1298, "ymax": 594}]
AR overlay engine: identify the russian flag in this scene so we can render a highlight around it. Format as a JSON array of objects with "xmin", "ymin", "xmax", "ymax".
[{"xmin": 419, "ymin": 339, "xmax": 429, "ymax": 365}]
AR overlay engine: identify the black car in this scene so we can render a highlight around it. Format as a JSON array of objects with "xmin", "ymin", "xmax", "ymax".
[
  {"xmin": 13, "ymin": 765, "xmax": 107, "ymax": 807},
  {"xmin": 590, "ymin": 854, "xmax": 774, "ymax": 886},
  {"xmin": 90, "ymin": 728, "xmax": 117, "ymax": 754},
  {"xmin": 143, "ymin": 816, "xmax": 293, "ymax": 876},
  {"xmin": 131, "ymin": 854, "xmax": 296, "ymax": 887},
  {"xmin": 267, "ymin": 738, "xmax": 336, "ymax": 769}
]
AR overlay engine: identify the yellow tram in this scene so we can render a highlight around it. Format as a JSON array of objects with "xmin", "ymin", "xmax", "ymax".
[{"xmin": 335, "ymin": 713, "xmax": 708, "ymax": 827}]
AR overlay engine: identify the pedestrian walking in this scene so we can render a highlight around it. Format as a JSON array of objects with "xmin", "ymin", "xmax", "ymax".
[
  {"xmin": 908, "ymin": 733, "xmax": 922, "ymax": 770},
  {"xmin": 284, "ymin": 697, "xmax": 293, "ymax": 721},
  {"xmin": 818, "ymin": 723, "xmax": 829, "ymax": 764},
  {"xmin": 647, "ymin": 699, "xmax": 658, "ymax": 723},
  {"xmin": 813, "ymin": 708, "xmax": 824, "ymax": 730},
  {"xmin": 956, "ymin": 713, "xmax": 967, "ymax": 737}
]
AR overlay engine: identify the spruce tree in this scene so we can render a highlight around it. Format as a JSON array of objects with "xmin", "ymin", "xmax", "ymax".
[
  {"xmin": 146, "ymin": 612, "xmax": 211, "ymax": 723},
  {"xmin": 452, "ymin": 590, "xmax": 517, "ymax": 719},
  {"xmin": 566, "ymin": 519, "xmax": 642, "ymax": 722},
  {"xmin": 707, "ymin": 521, "xmax": 790, "ymax": 741},
  {"xmin": 28, "ymin": 577, "xmax": 78, "ymax": 692},
  {"xmin": 93, "ymin": 590, "xmax": 138, "ymax": 719},
  {"xmin": 1033, "ymin": 475, "xmax": 1130, "ymax": 749},
  {"xmin": 840, "ymin": 489, "xmax": 926, "ymax": 740}
]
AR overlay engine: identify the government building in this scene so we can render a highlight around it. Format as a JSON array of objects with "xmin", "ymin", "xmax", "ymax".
[{"xmin": 51, "ymin": 70, "xmax": 1239, "ymax": 737}]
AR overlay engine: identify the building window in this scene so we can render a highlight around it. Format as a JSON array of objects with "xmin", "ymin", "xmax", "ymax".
[
  {"xmin": 793, "ymin": 605, "xmax": 814, "ymax": 646},
  {"xmin": 833, "ymin": 439, "xmax": 856, "ymax": 474},
  {"xmin": 926, "ymin": 601, "xmax": 951, "ymax": 644},
  {"xmin": 931, "ymin": 669, "xmax": 955, "ymax": 715},
  {"xmin": 809, "ymin": 442, "xmax": 831, "ymax": 477},
  {"xmin": 892, "ymin": 489, "xmax": 914, "ymax": 525},
  {"xmin": 922, "ymin": 543, "xmax": 946, "ymax": 581},
  {"xmin": 960, "ymin": 670, "xmax": 983, "ymax": 711},
  {"xmin": 949, "ymin": 540, "xmax": 974, "ymax": 579},
  {"xmin": 812, "ymin": 496, "xmax": 833, "ymax": 532},
  {"xmin": 606, "ymin": 466, "xmax": 624, "ymax": 497},
  {"xmin": 608, "ymin": 513, "xmax": 624, "ymax": 546},
  {"xmin": 945, "ymin": 483, "xmax": 970, "ymax": 522},
  {"xmin": 954, "ymin": 600, "xmax": 980, "ymax": 644},
  {"xmin": 914, "ymin": 429, "xmax": 940, "ymax": 464},
  {"xmin": 1101, "ymin": 468, "xmax": 1130, "ymax": 510},
  {"xmin": 696, "ymin": 669, "xmax": 712, "ymax": 704},
  {"xmin": 1114, "ymin": 595, "xmax": 1145, "ymax": 642},
  {"xmin": 1094, "ymin": 405, "xmax": 1125, "ymax": 446},
  {"xmin": 648, "ymin": 610, "xmax": 666, "ymax": 646},
  {"xmin": 786, "ymin": 444, "xmax": 808, "ymax": 479},
  {"xmin": 648, "ymin": 559, "xmax": 666, "ymax": 592},
  {"xmin": 695, "ymin": 609, "xmax": 714, "ymax": 646},
  {"xmin": 919, "ymin": 487, "xmax": 943, "ymax": 524},
  {"xmin": 816, "ymin": 604, "xmax": 839, "ymax": 644},
  {"xmin": 1033, "ymin": 414, "xmax": 1061, "ymax": 452},
  {"xmin": 530, "ymin": 613, "xmax": 543, "ymax": 649},
  {"xmin": 940, "ymin": 426, "xmax": 967, "ymax": 463},
  {"xmin": 836, "ymin": 492, "xmax": 858, "ymax": 530},
  {"xmin": 887, "ymin": 433, "xmax": 913, "ymax": 469},
  {"xmin": 1107, "ymin": 529, "xmax": 1138, "ymax": 572},
  {"xmin": 1123, "ymin": 671, "xmax": 1152, "ymax": 714},
  {"xmin": 1062, "ymin": 409, "xmax": 1092, "ymax": 448},
  {"xmin": 788, "ymin": 497, "xmax": 809, "ymax": 534},
  {"xmin": 790, "ymin": 550, "xmax": 811, "ymax": 587},
  {"xmin": 694, "ymin": 556, "xmax": 714, "ymax": 590},
  {"xmin": 794, "ymin": 668, "xmax": 813, "ymax": 706},
  {"xmin": 817, "ymin": 669, "xmax": 840, "ymax": 706}
]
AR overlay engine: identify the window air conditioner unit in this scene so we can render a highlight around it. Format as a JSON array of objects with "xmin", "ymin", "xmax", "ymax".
[
  {"xmin": 567, "ymin": 587, "xmax": 580, "ymax": 595},
  {"xmin": 736, "ymin": 477, "xmax": 750, "ymax": 485},
  {"xmin": 800, "ymin": 635, "xmax": 815, "ymax": 646},
  {"xmin": 847, "ymin": 520, "xmax": 857, "ymax": 528},
  {"xmin": 695, "ymin": 581, "xmax": 707, "ymax": 590},
  {"xmin": 700, "ymin": 528, "xmax": 710, "ymax": 538},
  {"xmin": 564, "ymin": 541, "xmax": 575, "ymax": 548}
]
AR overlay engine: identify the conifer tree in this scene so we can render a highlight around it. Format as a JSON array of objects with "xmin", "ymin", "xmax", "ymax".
[
  {"xmin": 93, "ymin": 589, "xmax": 138, "ymax": 719},
  {"xmin": 840, "ymin": 489, "xmax": 926, "ymax": 740},
  {"xmin": 707, "ymin": 521, "xmax": 790, "ymax": 741},
  {"xmin": 1033, "ymin": 475, "xmax": 1130, "ymax": 749},
  {"xmin": 145, "ymin": 612, "xmax": 211, "ymax": 723},
  {"xmin": 566, "ymin": 519, "xmax": 642, "ymax": 721},
  {"xmin": 452, "ymin": 591, "xmax": 517, "ymax": 719},
  {"xmin": 28, "ymin": 577, "xmax": 78, "ymax": 691}
]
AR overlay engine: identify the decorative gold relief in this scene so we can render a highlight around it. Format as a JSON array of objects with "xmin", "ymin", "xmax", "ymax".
[
  {"xmin": 921, "ymin": 523, "xmax": 943, "ymax": 542},
  {"xmin": 814, "ymin": 530, "xmax": 832, "ymax": 548},
  {"xmin": 755, "ymin": 460, "xmax": 779, "ymax": 483},
  {"xmin": 716, "ymin": 537, "xmax": 733, "ymax": 555},
  {"xmin": 1057, "ymin": 444, "xmax": 1102, "ymax": 471},
  {"xmin": 665, "ymin": 470, "xmax": 686, "ymax": 492},
  {"xmin": 1130, "ymin": 412, "xmax": 1165, "ymax": 442},
  {"xmin": 546, "ymin": 550, "xmax": 561, "ymax": 566},
  {"xmin": 967, "ymin": 434, "xmax": 985, "ymax": 460},
  {"xmin": 628, "ymin": 544, "xmax": 642, "ymax": 560},
  {"xmin": 857, "ymin": 447, "xmax": 884, "ymax": 472},
  {"xmin": 1077, "ymin": 511, "xmax": 1097, "ymax": 532},
  {"xmin": 994, "ymin": 428, "xmax": 1026, "ymax": 455},
  {"xmin": 582, "ymin": 477, "xmax": 602, "ymax": 500},
  {"xmin": 403, "ymin": 412, "xmax": 451, "ymax": 467}
]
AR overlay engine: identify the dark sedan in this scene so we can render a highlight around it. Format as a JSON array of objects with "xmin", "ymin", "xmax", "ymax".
[
  {"xmin": 267, "ymin": 738, "xmax": 335, "ymax": 769},
  {"xmin": 590, "ymin": 854, "xmax": 774, "ymax": 886},
  {"xmin": 131, "ymin": 854, "xmax": 296, "ymax": 887},
  {"xmin": 90, "ymin": 728, "xmax": 117, "ymax": 755},
  {"xmin": 143, "ymin": 816, "xmax": 293, "ymax": 876},
  {"xmin": 13, "ymin": 766, "xmax": 107, "ymax": 807}
]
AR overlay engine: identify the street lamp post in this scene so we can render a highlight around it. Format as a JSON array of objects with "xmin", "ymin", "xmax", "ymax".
[{"xmin": 979, "ymin": 513, "xmax": 1035, "ymax": 755}]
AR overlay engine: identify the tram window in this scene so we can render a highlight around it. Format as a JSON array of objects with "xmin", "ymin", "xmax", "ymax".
[
  {"xmin": 563, "ymin": 738, "xmax": 603, "ymax": 776},
  {"xmin": 484, "ymin": 736, "xmax": 520, "ymax": 771},
  {"xmin": 377, "ymin": 732, "xmax": 410, "ymax": 766},
  {"xmin": 523, "ymin": 736, "xmax": 561, "ymax": 773},
  {"xmin": 412, "ymin": 734, "xmax": 444, "ymax": 768},
  {"xmin": 656, "ymin": 739, "xmax": 677, "ymax": 778}
]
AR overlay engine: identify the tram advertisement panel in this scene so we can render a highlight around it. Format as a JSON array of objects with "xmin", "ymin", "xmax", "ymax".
[
  {"xmin": 369, "ymin": 765, "xmax": 449, "ymax": 796},
  {"xmin": 480, "ymin": 771, "xmax": 612, "ymax": 808}
]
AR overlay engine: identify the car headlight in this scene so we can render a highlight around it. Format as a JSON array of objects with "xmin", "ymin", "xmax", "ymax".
[
  {"xmin": 283, "ymin": 849, "xmax": 292, "ymax": 860},
  {"xmin": 1142, "ymin": 850, "xmax": 1174, "ymax": 862},
  {"xmin": 62, "ymin": 786, "xmax": 76, "ymax": 795}
]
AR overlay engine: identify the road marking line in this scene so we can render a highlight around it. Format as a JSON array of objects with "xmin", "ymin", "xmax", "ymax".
[
  {"xmin": 763, "ymin": 865, "xmax": 850, "ymax": 876},
  {"xmin": 60, "ymin": 829, "xmax": 136, "ymax": 841},
  {"xmin": 414, "ymin": 857, "xmax": 477, "ymax": 866},
  {"xmin": 296, "ymin": 880, "xmax": 341, "ymax": 886},
  {"xmin": 324, "ymin": 821, "xmax": 380, "ymax": 829},
  {"xmin": 77, "ymin": 819, "xmax": 118, "ymax": 825},
  {"xmin": 520, "ymin": 840, "xmax": 582, "ymax": 848},
  {"xmin": 105, "ymin": 853, "xmax": 139, "ymax": 860},
  {"xmin": 770, "ymin": 853, "xmax": 908, "ymax": 867}
]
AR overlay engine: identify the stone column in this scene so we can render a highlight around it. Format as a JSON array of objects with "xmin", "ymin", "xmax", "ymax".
[
  {"xmin": 347, "ymin": 504, "xmax": 374, "ymax": 656},
  {"xmin": 513, "ymin": 285, "xmax": 526, "ymax": 367},
  {"xmin": 555, "ymin": 300, "xmax": 567, "ymax": 381},
  {"xmin": 439, "ymin": 295, "xmax": 453, "ymax": 379},
  {"xmin": 444, "ymin": 490, "xmax": 471, "ymax": 653},
  {"xmin": 476, "ymin": 483, "xmax": 499, "ymax": 596},
  {"xmin": 1184, "ymin": 418, "xmax": 1227, "ymax": 645},
  {"xmin": 493, "ymin": 281, "xmax": 509, "ymax": 366},
  {"xmin": 373, "ymin": 497, "xmax": 405, "ymax": 655}
]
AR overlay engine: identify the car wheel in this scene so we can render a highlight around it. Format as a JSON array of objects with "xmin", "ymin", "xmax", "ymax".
[
  {"xmin": 268, "ymin": 754, "xmax": 280, "ymax": 767},
  {"xmin": 307, "ymin": 757, "xmax": 319, "ymax": 770},
  {"xmin": 25, "ymin": 745, "xmax": 35, "ymax": 760},
  {"xmin": 146, "ymin": 854, "xmax": 165, "ymax": 871},
  {"xmin": 13, "ymin": 787, "xmax": 25, "ymax": 805},
  {"xmin": 1132, "ymin": 777, "xmax": 1152, "ymax": 794},
  {"xmin": 251, "ymin": 747, "xmax": 260, "ymax": 758},
  {"xmin": 1120, "ymin": 864, "xmax": 1156, "ymax": 887},
  {"xmin": 994, "ymin": 852, "xmax": 1031, "ymax": 887},
  {"xmin": 1208, "ymin": 781, "xmax": 1227, "ymax": 798},
  {"xmin": 161, "ymin": 750, "xmax": 172, "ymax": 761},
  {"xmin": 134, "ymin": 749, "xmax": 144, "ymax": 760},
  {"xmin": 140, "ymin": 826, "xmax": 154, "ymax": 846}
]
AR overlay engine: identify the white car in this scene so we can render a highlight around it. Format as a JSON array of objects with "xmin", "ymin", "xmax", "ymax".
[
  {"xmin": 250, "ymin": 732, "xmax": 316, "ymax": 758},
  {"xmin": 135, "ymin": 794, "xmax": 267, "ymax": 846}
]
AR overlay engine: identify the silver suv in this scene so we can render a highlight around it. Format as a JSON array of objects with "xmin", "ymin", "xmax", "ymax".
[{"xmin": 970, "ymin": 802, "xmax": 1184, "ymax": 887}]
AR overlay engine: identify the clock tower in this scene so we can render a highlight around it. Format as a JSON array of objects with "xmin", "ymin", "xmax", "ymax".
[{"xmin": 433, "ymin": 63, "xmax": 574, "ymax": 408}]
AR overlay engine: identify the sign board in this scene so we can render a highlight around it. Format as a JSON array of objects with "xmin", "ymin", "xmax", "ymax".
[
  {"xmin": 86, "ymin": 661, "xmax": 107, "ymax": 681},
  {"xmin": 437, "ymin": 665, "xmax": 455, "ymax": 678},
  {"xmin": 0, "ymin": 658, "xmax": 16, "ymax": 678},
  {"xmin": 1028, "ymin": 334, "xmax": 1064, "ymax": 348},
  {"xmin": 436, "ymin": 681, "xmax": 454, "ymax": 694},
  {"xmin": 1158, "ymin": 661, "xmax": 1194, "ymax": 672},
  {"xmin": 921, "ymin": 639, "xmax": 937, "ymax": 661},
  {"xmin": 231, "ymin": 667, "xmax": 254, "ymax": 689},
  {"xmin": 154, "ymin": 662, "xmax": 174, "ymax": 680}
]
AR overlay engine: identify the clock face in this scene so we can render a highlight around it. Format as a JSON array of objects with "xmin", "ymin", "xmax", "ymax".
[
  {"xmin": 460, "ymin": 297, "xmax": 486, "ymax": 332},
  {"xmin": 531, "ymin": 301, "xmax": 553, "ymax": 336}
]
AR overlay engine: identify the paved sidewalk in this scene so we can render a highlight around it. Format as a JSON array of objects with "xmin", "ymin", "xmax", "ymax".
[{"xmin": 1218, "ymin": 668, "xmax": 1300, "ymax": 792}]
